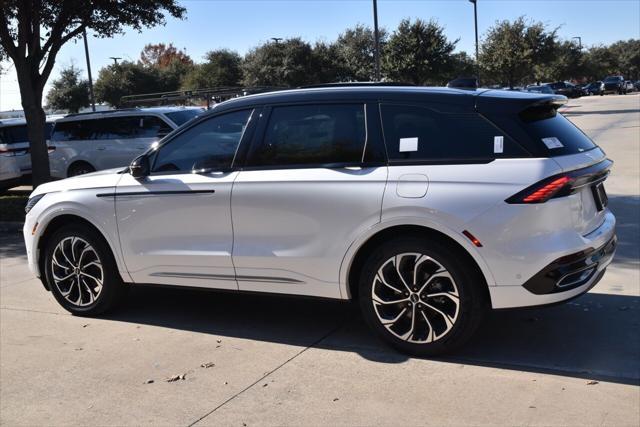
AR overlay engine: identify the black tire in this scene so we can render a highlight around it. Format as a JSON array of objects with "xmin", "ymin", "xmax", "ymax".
[
  {"xmin": 358, "ymin": 237, "xmax": 488, "ymax": 356},
  {"xmin": 43, "ymin": 224, "xmax": 126, "ymax": 316},
  {"xmin": 67, "ymin": 162, "xmax": 95, "ymax": 177}
]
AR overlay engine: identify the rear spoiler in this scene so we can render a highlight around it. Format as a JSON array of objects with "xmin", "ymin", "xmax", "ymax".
[{"xmin": 475, "ymin": 91, "xmax": 568, "ymax": 117}]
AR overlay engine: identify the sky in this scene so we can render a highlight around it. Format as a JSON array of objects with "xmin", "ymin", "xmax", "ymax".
[{"xmin": 1, "ymin": 0, "xmax": 639, "ymax": 111}]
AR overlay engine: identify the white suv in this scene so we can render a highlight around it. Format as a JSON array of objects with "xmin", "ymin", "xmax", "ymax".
[
  {"xmin": 23, "ymin": 86, "xmax": 616, "ymax": 355},
  {"xmin": 48, "ymin": 107, "xmax": 204, "ymax": 178},
  {"xmin": 0, "ymin": 117, "xmax": 59, "ymax": 189}
]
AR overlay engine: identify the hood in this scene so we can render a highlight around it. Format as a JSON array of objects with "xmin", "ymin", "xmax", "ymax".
[{"xmin": 31, "ymin": 168, "xmax": 126, "ymax": 197}]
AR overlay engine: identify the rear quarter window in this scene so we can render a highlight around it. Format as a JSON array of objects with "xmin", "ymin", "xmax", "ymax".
[
  {"xmin": 519, "ymin": 113, "xmax": 596, "ymax": 156},
  {"xmin": 380, "ymin": 104, "xmax": 527, "ymax": 162}
]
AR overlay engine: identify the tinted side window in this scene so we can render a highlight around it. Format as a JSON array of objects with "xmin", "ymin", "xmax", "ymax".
[
  {"xmin": 248, "ymin": 104, "xmax": 366, "ymax": 167},
  {"xmin": 165, "ymin": 110, "xmax": 204, "ymax": 126},
  {"xmin": 3, "ymin": 125, "xmax": 29, "ymax": 144},
  {"xmin": 381, "ymin": 104, "xmax": 525, "ymax": 161},
  {"xmin": 51, "ymin": 121, "xmax": 93, "ymax": 141},
  {"xmin": 152, "ymin": 109, "xmax": 252, "ymax": 173},
  {"xmin": 136, "ymin": 116, "xmax": 173, "ymax": 138},
  {"xmin": 92, "ymin": 117, "xmax": 137, "ymax": 139}
]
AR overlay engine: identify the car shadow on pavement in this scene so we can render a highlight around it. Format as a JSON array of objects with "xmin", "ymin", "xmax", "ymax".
[
  {"xmin": 607, "ymin": 195, "xmax": 640, "ymax": 270},
  {"xmin": 107, "ymin": 285, "xmax": 639, "ymax": 386}
]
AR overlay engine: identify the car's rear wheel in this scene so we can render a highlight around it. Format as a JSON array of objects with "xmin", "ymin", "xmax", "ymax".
[
  {"xmin": 43, "ymin": 224, "xmax": 126, "ymax": 315},
  {"xmin": 358, "ymin": 237, "xmax": 487, "ymax": 356},
  {"xmin": 67, "ymin": 162, "xmax": 95, "ymax": 177}
]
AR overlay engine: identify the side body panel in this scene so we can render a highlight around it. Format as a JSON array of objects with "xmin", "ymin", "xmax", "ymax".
[
  {"xmin": 232, "ymin": 166, "xmax": 387, "ymax": 298},
  {"xmin": 114, "ymin": 172, "xmax": 238, "ymax": 290}
]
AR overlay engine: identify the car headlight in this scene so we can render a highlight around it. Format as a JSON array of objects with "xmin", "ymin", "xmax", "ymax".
[{"xmin": 25, "ymin": 194, "xmax": 45, "ymax": 214}]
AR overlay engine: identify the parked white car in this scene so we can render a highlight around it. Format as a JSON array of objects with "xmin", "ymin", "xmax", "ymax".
[
  {"xmin": 23, "ymin": 86, "xmax": 616, "ymax": 355},
  {"xmin": 0, "ymin": 151, "xmax": 21, "ymax": 191},
  {"xmin": 48, "ymin": 107, "xmax": 204, "ymax": 178},
  {"xmin": 0, "ymin": 117, "xmax": 60, "ymax": 190}
]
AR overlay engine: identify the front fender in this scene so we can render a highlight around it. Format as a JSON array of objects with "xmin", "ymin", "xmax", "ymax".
[{"xmin": 27, "ymin": 194, "xmax": 132, "ymax": 283}]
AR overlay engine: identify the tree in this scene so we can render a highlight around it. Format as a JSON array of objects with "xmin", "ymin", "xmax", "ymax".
[
  {"xmin": 243, "ymin": 38, "xmax": 316, "ymax": 87},
  {"xmin": 543, "ymin": 40, "xmax": 585, "ymax": 82},
  {"xmin": 609, "ymin": 39, "xmax": 640, "ymax": 80},
  {"xmin": 310, "ymin": 41, "xmax": 342, "ymax": 83},
  {"xmin": 479, "ymin": 17, "xmax": 557, "ymax": 88},
  {"xmin": 383, "ymin": 19, "xmax": 457, "ymax": 85},
  {"xmin": 45, "ymin": 64, "xmax": 89, "ymax": 112},
  {"xmin": 333, "ymin": 24, "xmax": 386, "ymax": 81},
  {"xmin": 94, "ymin": 61, "xmax": 168, "ymax": 107},
  {"xmin": 182, "ymin": 49, "xmax": 243, "ymax": 89},
  {"xmin": 449, "ymin": 52, "xmax": 477, "ymax": 80},
  {"xmin": 140, "ymin": 42, "xmax": 192, "ymax": 68},
  {"xmin": 0, "ymin": 1, "xmax": 185, "ymax": 186}
]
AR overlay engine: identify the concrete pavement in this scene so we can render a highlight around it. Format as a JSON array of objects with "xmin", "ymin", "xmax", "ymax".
[{"xmin": 1, "ymin": 94, "xmax": 639, "ymax": 426}]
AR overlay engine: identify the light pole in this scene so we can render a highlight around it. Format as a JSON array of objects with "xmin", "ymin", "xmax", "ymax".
[
  {"xmin": 572, "ymin": 36, "xmax": 583, "ymax": 49},
  {"xmin": 82, "ymin": 29, "xmax": 96, "ymax": 112},
  {"xmin": 109, "ymin": 57, "xmax": 122, "ymax": 66},
  {"xmin": 271, "ymin": 37, "xmax": 283, "ymax": 44},
  {"xmin": 372, "ymin": 0, "xmax": 381, "ymax": 82},
  {"xmin": 469, "ymin": 0, "xmax": 479, "ymax": 84}
]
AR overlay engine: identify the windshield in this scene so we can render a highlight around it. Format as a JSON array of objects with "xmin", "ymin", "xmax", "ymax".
[
  {"xmin": 165, "ymin": 109, "xmax": 205, "ymax": 127},
  {"xmin": 604, "ymin": 76, "xmax": 621, "ymax": 83}
]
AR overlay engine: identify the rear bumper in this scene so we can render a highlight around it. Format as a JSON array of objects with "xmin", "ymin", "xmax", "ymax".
[
  {"xmin": 488, "ymin": 211, "xmax": 616, "ymax": 309},
  {"xmin": 522, "ymin": 235, "xmax": 616, "ymax": 295}
]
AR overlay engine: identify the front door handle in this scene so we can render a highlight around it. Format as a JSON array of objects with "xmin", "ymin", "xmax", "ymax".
[{"xmin": 96, "ymin": 146, "xmax": 106, "ymax": 151}]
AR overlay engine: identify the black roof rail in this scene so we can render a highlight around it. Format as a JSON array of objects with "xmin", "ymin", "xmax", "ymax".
[
  {"xmin": 64, "ymin": 108, "xmax": 141, "ymax": 118},
  {"xmin": 300, "ymin": 82, "xmax": 416, "ymax": 89}
]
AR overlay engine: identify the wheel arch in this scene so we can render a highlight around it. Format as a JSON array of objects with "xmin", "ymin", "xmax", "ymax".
[
  {"xmin": 341, "ymin": 222, "xmax": 494, "ymax": 301},
  {"xmin": 67, "ymin": 160, "xmax": 96, "ymax": 177},
  {"xmin": 36, "ymin": 213, "xmax": 126, "ymax": 289}
]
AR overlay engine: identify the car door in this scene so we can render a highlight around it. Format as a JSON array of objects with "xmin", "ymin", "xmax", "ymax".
[
  {"xmin": 115, "ymin": 108, "xmax": 256, "ymax": 289},
  {"xmin": 92, "ymin": 116, "xmax": 163, "ymax": 170},
  {"xmin": 231, "ymin": 103, "xmax": 388, "ymax": 299}
]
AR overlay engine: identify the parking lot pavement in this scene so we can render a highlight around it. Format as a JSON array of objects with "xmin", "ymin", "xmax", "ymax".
[{"xmin": 1, "ymin": 95, "xmax": 639, "ymax": 426}]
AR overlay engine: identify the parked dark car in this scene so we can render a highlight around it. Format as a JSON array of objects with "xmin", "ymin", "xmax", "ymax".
[
  {"xmin": 584, "ymin": 81, "xmax": 603, "ymax": 96},
  {"xmin": 547, "ymin": 81, "xmax": 582, "ymax": 98},
  {"xmin": 601, "ymin": 76, "xmax": 626, "ymax": 95},
  {"xmin": 446, "ymin": 77, "xmax": 478, "ymax": 89},
  {"xmin": 525, "ymin": 84, "xmax": 554, "ymax": 94}
]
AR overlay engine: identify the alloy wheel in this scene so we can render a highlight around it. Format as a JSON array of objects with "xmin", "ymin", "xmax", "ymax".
[
  {"xmin": 51, "ymin": 237, "xmax": 104, "ymax": 307},
  {"xmin": 371, "ymin": 253, "xmax": 460, "ymax": 344}
]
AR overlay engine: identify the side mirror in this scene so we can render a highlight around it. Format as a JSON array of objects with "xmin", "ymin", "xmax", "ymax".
[{"xmin": 130, "ymin": 155, "xmax": 150, "ymax": 179}]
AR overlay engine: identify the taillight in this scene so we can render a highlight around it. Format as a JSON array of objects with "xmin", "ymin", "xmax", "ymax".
[
  {"xmin": 0, "ymin": 147, "xmax": 15, "ymax": 157},
  {"xmin": 506, "ymin": 175, "xmax": 575, "ymax": 204},
  {"xmin": 506, "ymin": 159, "xmax": 613, "ymax": 205}
]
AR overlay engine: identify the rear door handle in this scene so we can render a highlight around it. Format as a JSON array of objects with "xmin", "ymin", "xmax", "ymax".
[{"xmin": 96, "ymin": 146, "xmax": 106, "ymax": 151}]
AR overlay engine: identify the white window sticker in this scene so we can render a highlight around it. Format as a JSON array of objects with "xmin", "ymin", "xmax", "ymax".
[
  {"xmin": 399, "ymin": 137, "xmax": 418, "ymax": 152},
  {"xmin": 542, "ymin": 137, "xmax": 564, "ymax": 149},
  {"xmin": 493, "ymin": 136, "xmax": 504, "ymax": 154}
]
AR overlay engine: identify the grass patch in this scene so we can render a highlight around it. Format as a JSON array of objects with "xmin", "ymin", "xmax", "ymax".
[{"xmin": 0, "ymin": 193, "xmax": 29, "ymax": 222}]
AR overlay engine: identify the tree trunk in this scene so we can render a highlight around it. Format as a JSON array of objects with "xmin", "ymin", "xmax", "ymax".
[{"xmin": 15, "ymin": 65, "xmax": 51, "ymax": 189}]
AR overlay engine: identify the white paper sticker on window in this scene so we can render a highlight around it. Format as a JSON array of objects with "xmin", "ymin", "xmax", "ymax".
[
  {"xmin": 542, "ymin": 137, "xmax": 564, "ymax": 149},
  {"xmin": 399, "ymin": 137, "xmax": 418, "ymax": 152},
  {"xmin": 493, "ymin": 136, "xmax": 504, "ymax": 154}
]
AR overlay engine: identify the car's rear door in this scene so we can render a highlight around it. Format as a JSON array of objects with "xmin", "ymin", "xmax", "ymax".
[
  {"xmin": 115, "ymin": 108, "xmax": 256, "ymax": 289},
  {"xmin": 231, "ymin": 102, "xmax": 387, "ymax": 298}
]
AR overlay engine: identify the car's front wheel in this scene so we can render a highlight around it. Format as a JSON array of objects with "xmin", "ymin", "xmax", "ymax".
[
  {"xmin": 43, "ymin": 224, "xmax": 126, "ymax": 315},
  {"xmin": 358, "ymin": 237, "xmax": 487, "ymax": 356}
]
